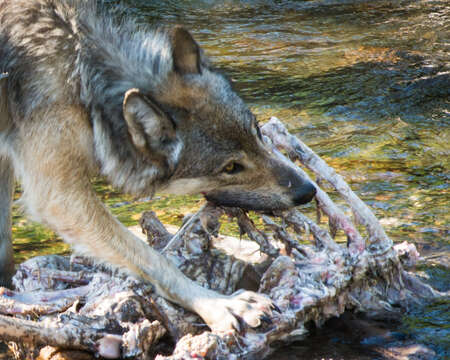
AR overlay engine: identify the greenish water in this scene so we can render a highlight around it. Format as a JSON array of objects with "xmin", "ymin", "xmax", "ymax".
[{"xmin": 9, "ymin": 0, "xmax": 449, "ymax": 358}]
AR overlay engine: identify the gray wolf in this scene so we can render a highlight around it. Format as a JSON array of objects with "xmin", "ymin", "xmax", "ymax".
[{"xmin": 0, "ymin": 0, "xmax": 315, "ymax": 331}]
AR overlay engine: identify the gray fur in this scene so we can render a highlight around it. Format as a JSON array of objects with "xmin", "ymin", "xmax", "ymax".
[
  {"xmin": 0, "ymin": 0, "xmax": 182, "ymax": 195},
  {"xmin": 0, "ymin": 156, "xmax": 14, "ymax": 287}
]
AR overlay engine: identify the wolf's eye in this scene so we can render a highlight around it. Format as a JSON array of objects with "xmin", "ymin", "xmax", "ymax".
[{"xmin": 223, "ymin": 162, "xmax": 244, "ymax": 175}]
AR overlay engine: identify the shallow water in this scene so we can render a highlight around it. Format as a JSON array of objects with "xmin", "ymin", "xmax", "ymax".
[
  {"xmin": 8, "ymin": 0, "xmax": 450, "ymax": 358},
  {"xmin": 119, "ymin": 0, "xmax": 449, "ymax": 248},
  {"xmin": 121, "ymin": 1, "xmax": 450, "ymax": 356}
]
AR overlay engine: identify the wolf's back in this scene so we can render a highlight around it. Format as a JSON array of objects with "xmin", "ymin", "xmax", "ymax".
[
  {"xmin": 1, "ymin": 0, "xmax": 175, "ymax": 125},
  {"xmin": 0, "ymin": 0, "xmax": 87, "ymax": 117}
]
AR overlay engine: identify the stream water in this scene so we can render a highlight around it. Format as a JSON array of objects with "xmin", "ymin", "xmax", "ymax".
[
  {"xmin": 118, "ymin": 0, "xmax": 450, "ymax": 254},
  {"xmin": 120, "ymin": 1, "xmax": 450, "ymax": 357},
  {"xmin": 5, "ymin": 0, "xmax": 449, "ymax": 358}
]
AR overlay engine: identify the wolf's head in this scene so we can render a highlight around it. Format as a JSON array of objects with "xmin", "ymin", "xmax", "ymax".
[{"xmin": 121, "ymin": 27, "xmax": 315, "ymax": 211}]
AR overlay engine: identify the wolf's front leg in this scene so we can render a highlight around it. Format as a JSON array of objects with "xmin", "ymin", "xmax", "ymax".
[
  {"xmin": 19, "ymin": 166, "xmax": 273, "ymax": 332},
  {"xmin": 15, "ymin": 111, "xmax": 273, "ymax": 332}
]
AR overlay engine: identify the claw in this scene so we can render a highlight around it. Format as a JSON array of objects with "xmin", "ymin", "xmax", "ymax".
[
  {"xmin": 260, "ymin": 314, "xmax": 272, "ymax": 325},
  {"xmin": 271, "ymin": 303, "xmax": 281, "ymax": 313},
  {"xmin": 235, "ymin": 315, "xmax": 247, "ymax": 334},
  {"xmin": 232, "ymin": 321, "xmax": 241, "ymax": 333}
]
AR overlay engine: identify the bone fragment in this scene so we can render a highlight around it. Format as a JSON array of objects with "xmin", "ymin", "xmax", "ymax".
[{"xmin": 262, "ymin": 117, "xmax": 391, "ymax": 251}]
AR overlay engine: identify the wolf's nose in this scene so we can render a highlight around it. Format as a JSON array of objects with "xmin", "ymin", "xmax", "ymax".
[{"xmin": 292, "ymin": 182, "xmax": 316, "ymax": 205}]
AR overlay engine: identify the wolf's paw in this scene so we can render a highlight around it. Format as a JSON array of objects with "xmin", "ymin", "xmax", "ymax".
[{"xmin": 200, "ymin": 289, "xmax": 276, "ymax": 333}]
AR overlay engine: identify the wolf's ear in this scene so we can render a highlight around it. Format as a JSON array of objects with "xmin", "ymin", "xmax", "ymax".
[
  {"xmin": 170, "ymin": 26, "xmax": 201, "ymax": 75},
  {"xmin": 123, "ymin": 88, "xmax": 175, "ymax": 151}
]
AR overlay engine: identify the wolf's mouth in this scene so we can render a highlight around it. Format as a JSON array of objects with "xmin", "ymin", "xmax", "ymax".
[
  {"xmin": 202, "ymin": 183, "xmax": 316, "ymax": 212},
  {"xmin": 202, "ymin": 190, "xmax": 291, "ymax": 212}
]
